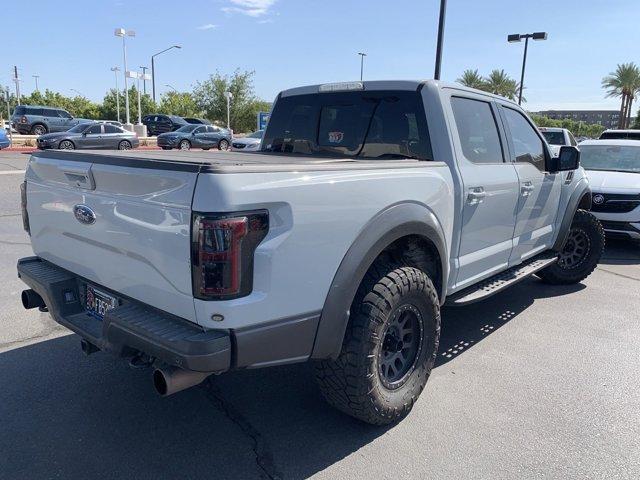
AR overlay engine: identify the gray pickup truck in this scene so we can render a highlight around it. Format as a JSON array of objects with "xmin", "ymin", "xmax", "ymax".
[{"xmin": 17, "ymin": 80, "xmax": 604, "ymax": 425}]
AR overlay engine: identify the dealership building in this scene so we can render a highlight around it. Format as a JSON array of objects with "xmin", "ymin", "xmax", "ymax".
[{"xmin": 533, "ymin": 110, "xmax": 631, "ymax": 129}]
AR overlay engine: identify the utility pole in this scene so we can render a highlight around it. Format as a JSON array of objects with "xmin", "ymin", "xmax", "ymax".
[
  {"xmin": 139, "ymin": 66, "xmax": 149, "ymax": 95},
  {"xmin": 32, "ymin": 75, "xmax": 40, "ymax": 92},
  {"xmin": 13, "ymin": 66, "xmax": 21, "ymax": 104},
  {"xmin": 433, "ymin": 0, "xmax": 447, "ymax": 80},
  {"xmin": 5, "ymin": 87, "xmax": 13, "ymax": 145}
]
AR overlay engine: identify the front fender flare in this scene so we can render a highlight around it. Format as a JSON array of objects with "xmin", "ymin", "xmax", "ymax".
[
  {"xmin": 553, "ymin": 178, "xmax": 591, "ymax": 252},
  {"xmin": 310, "ymin": 202, "xmax": 448, "ymax": 360}
]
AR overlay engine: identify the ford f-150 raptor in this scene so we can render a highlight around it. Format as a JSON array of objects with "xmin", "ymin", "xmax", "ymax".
[{"xmin": 17, "ymin": 80, "xmax": 604, "ymax": 425}]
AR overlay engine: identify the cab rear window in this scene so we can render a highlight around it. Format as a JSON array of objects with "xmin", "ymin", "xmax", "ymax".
[{"xmin": 263, "ymin": 90, "xmax": 432, "ymax": 160}]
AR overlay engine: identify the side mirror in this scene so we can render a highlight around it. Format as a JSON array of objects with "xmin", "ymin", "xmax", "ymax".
[{"xmin": 548, "ymin": 146, "xmax": 580, "ymax": 173}]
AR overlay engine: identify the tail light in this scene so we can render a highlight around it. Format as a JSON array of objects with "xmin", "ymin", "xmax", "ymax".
[
  {"xmin": 20, "ymin": 116, "xmax": 27, "ymax": 124},
  {"xmin": 20, "ymin": 181, "xmax": 30, "ymax": 235},
  {"xmin": 191, "ymin": 211, "xmax": 268, "ymax": 300}
]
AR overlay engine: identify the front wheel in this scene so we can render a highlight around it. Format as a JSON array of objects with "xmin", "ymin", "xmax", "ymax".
[
  {"xmin": 315, "ymin": 261, "xmax": 440, "ymax": 425},
  {"xmin": 218, "ymin": 139, "xmax": 229, "ymax": 151},
  {"xmin": 537, "ymin": 210, "xmax": 604, "ymax": 285},
  {"xmin": 179, "ymin": 140, "xmax": 191, "ymax": 151},
  {"xmin": 58, "ymin": 140, "xmax": 75, "ymax": 150}
]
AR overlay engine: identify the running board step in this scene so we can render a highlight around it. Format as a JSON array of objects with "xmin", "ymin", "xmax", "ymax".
[{"xmin": 446, "ymin": 253, "xmax": 558, "ymax": 306}]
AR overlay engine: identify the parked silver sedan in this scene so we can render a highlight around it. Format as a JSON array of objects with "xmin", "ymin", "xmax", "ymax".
[{"xmin": 36, "ymin": 122, "xmax": 139, "ymax": 150}]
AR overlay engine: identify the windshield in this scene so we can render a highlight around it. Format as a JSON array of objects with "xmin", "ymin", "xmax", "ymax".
[
  {"xmin": 541, "ymin": 131, "xmax": 566, "ymax": 145},
  {"xmin": 176, "ymin": 125, "xmax": 199, "ymax": 133},
  {"xmin": 247, "ymin": 130, "xmax": 264, "ymax": 139},
  {"xmin": 262, "ymin": 91, "xmax": 432, "ymax": 160},
  {"xmin": 580, "ymin": 144, "xmax": 640, "ymax": 173},
  {"xmin": 67, "ymin": 123, "xmax": 92, "ymax": 133}
]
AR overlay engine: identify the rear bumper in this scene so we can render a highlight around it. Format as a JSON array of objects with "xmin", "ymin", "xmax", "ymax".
[{"xmin": 17, "ymin": 256, "xmax": 231, "ymax": 373}]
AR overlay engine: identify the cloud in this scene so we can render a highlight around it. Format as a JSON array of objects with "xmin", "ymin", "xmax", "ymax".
[
  {"xmin": 221, "ymin": 0, "xmax": 276, "ymax": 17},
  {"xmin": 197, "ymin": 23, "xmax": 218, "ymax": 30}
]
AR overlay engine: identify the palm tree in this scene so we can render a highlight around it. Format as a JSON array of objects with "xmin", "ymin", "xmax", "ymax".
[
  {"xmin": 456, "ymin": 69, "xmax": 486, "ymax": 90},
  {"xmin": 484, "ymin": 69, "xmax": 521, "ymax": 101},
  {"xmin": 602, "ymin": 63, "xmax": 640, "ymax": 129}
]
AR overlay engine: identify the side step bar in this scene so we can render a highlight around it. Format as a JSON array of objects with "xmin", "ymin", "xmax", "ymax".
[{"xmin": 446, "ymin": 252, "xmax": 558, "ymax": 306}]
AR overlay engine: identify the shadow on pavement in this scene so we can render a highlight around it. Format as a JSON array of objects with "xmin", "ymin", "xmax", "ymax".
[
  {"xmin": 599, "ymin": 237, "xmax": 640, "ymax": 266},
  {"xmin": 3, "ymin": 241, "xmax": 635, "ymax": 479}
]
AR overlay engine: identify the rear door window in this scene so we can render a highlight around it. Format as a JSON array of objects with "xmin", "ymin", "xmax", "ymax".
[
  {"xmin": 104, "ymin": 124, "xmax": 121, "ymax": 134},
  {"xmin": 42, "ymin": 109, "xmax": 58, "ymax": 117},
  {"xmin": 450, "ymin": 97, "xmax": 504, "ymax": 164},
  {"xmin": 263, "ymin": 90, "xmax": 432, "ymax": 160}
]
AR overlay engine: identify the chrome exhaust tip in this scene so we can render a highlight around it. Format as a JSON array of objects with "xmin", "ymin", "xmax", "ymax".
[{"xmin": 153, "ymin": 366, "xmax": 212, "ymax": 397}]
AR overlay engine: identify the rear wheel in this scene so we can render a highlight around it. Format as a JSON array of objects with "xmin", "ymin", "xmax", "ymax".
[
  {"xmin": 118, "ymin": 140, "xmax": 132, "ymax": 150},
  {"xmin": 315, "ymin": 260, "xmax": 440, "ymax": 425},
  {"xmin": 179, "ymin": 140, "xmax": 191, "ymax": 151},
  {"xmin": 537, "ymin": 210, "xmax": 604, "ymax": 285},
  {"xmin": 31, "ymin": 124, "xmax": 47, "ymax": 136},
  {"xmin": 58, "ymin": 140, "xmax": 75, "ymax": 150},
  {"xmin": 218, "ymin": 139, "xmax": 229, "ymax": 151}
]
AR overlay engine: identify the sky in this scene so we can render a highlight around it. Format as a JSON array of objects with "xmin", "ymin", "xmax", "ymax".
[{"xmin": 2, "ymin": 0, "xmax": 640, "ymax": 112}]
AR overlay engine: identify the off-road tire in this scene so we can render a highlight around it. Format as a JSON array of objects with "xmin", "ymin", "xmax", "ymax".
[
  {"xmin": 315, "ymin": 260, "xmax": 440, "ymax": 425},
  {"xmin": 537, "ymin": 209, "xmax": 604, "ymax": 285}
]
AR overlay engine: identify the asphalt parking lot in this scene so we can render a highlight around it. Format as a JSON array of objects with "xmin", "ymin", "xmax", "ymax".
[{"xmin": 0, "ymin": 151, "xmax": 638, "ymax": 480}]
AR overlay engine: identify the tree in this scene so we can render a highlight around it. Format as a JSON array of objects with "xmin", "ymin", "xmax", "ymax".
[
  {"xmin": 100, "ymin": 86, "xmax": 157, "ymax": 122},
  {"xmin": 530, "ymin": 114, "xmax": 605, "ymax": 138},
  {"xmin": 456, "ymin": 69, "xmax": 486, "ymax": 90},
  {"xmin": 602, "ymin": 63, "xmax": 640, "ymax": 129},
  {"xmin": 484, "ymin": 69, "xmax": 521, "ymax": 101},
  {"xmin": 158, "ymin": 91, "xmax": 199, "ymax": 117},
  {"xmin": 193, "ymin": 70, "xmax": 271, "ymax": 132}
]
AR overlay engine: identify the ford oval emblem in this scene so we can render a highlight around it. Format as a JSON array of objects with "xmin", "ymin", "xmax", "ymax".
[{"xmin": 73, "ymin": 204, "xmax": 96, "ymax": 225}]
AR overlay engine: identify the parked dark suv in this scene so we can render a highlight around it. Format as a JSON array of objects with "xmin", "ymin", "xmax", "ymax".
[
  {"xmin": 142, "ymin": 114, "xmax": 188, "ymax": 136},
  {"xmin": 11, "ymin": 105, "xmax": 90, "ymax": 135}
]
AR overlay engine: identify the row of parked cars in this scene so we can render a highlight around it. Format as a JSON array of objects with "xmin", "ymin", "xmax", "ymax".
[
  {"xmin": 5, "ymin": 104, "xmax": 263, "ymax": 151},
  {"xmin": 540, "ymin": 127, "xmax": 640, "ymax": 241}
]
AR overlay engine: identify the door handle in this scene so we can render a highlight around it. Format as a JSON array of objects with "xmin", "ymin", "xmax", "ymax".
[
  {"xmin": 466, "ymin": 187, "xmax": 486, "ymax": 205},
  {"xmin": 521, "ymin": 181, "xmax": 535, "ymax": 196}
]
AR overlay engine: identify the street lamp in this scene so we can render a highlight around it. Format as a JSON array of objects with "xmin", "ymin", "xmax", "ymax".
[
  {"xmin": 70, "ymin": 88, "xmax": 83, "ymax": 97},
  {"xmin": 127, "ymin": 70, "xmax": 151, "ymax": 125},
  {"xmin": 508, "ymin": 31, "xmax": 547, "ymax": 105},
  {"xmin": 32, "ymin": 75, "xmax": 40, "ymax": 92},
  {"xmin": 165, "ymin": 84, "xmax": 177, "ymax": 92},
  {"xmin": 357, "ymin": 52, "xmax": 367, "ymax": 81},
  {"xmin": 434, "ymin": 0, "xmax": 447, "ymax": 80},
  {"xmin": 110, "ymin": 66, "xmax": 121, "ymax": 123},
  {"xmin": 114, "ymin": 28, "xmax": 135, "ymax": 127},
  {"xmin": 151, "ymin": 45, "xmax": 181, "ymax": 103},
  {"xmin": 225, "ymin": 91, "xmax": 233, "ymax": 130}
]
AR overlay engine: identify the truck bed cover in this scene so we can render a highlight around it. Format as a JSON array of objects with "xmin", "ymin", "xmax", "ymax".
[{"xmin": 30, "ymin": 149, "xmax": 441, "ymax": 174}]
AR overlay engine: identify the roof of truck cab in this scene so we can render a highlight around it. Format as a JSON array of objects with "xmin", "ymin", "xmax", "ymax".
[
  {"xmin": 279, "ymin": 80, "xmax": 520, "ymax": 106},
  {"xmin": 30, "ymin": 149, "xmax": 448, "ymax": 174}
]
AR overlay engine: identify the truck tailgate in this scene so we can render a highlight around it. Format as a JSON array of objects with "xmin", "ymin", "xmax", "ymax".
[{"xmin": 25, "ymin": 151, "xmax": 198, "ymax": 323}]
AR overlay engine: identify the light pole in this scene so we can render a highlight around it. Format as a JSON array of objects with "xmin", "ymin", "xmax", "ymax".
[
  {"xmin": 508, "ymin": 32, "xmax": 547, "ymax": 105},
  {"xmin": 32, "ymin": 75, "xmax": 40, "ymax": 92},
  {"xmin": 357, "ymin": 52, "xmax": 367, "ymax": 81},
  {"xmin": 433, "ymin": 0, "xmax": 447, "ymax": 80},
  {"xmin": 115, "ymin": 28, "xmax": 135, "ymax": 127},
  {"xmin": 70, "ymin": 89, "xmax": 83, "ymax": 97},
  {"xmin": 165, "ymin": 84, "xmax": 177, "ymax": 92},
  {"xmin": 139, "ymin": 66, "xmax": 149, "ymax": 95},
  {"xmin": 151, "ymin": 45, "xmax": 181, "ymax": 103},
  {"xmin": 110, "ymin": 66, "xmax": 121, "ymax": 123},
  {"xmin": 225, "ymin": 91, "xmax": 233, "ymax": 130},
  {"xmin": 5, "ymin": 87, "xmax": 13, "ymax": 145}
]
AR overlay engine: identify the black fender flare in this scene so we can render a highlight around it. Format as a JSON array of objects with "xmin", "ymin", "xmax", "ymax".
[
  {"xmin": 310, "ymin": 202, "xmax": 448, "ymax": 360},
  {"xmin": 552, "ymin": 178, "xmax": 592, "ymax": 252}
]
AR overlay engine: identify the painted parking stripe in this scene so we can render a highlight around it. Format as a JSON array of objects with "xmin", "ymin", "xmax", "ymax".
[{"xmin": 0, "ymin": 170, "xmax": 25, "ymax": 175}]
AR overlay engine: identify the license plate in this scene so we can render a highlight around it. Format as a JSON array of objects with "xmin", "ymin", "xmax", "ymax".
[{"xmin": 85, "ymin": 285, "xmax": 118, "ymax": 320}]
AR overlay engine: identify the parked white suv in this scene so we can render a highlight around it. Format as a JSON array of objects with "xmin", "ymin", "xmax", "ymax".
[
  {"xmin": 539, "ymin": 127, "xmax": 578, "ymax": 156},
  {"xmin": 17, "ymin": 80, "xmax": 604, "ymax": 425},
  {"xmin": 580, "ymin": 139, "xmax": 640, "ymax": 239}
]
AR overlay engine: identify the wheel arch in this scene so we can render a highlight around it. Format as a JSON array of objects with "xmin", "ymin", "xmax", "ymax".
[
  {"xmin": 310, "ymin": 202, "xmax": 448, "ymax": 360},
  {"xmin": 553, "ymin": 178, "xmax": 591, "ymax": 252}
]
